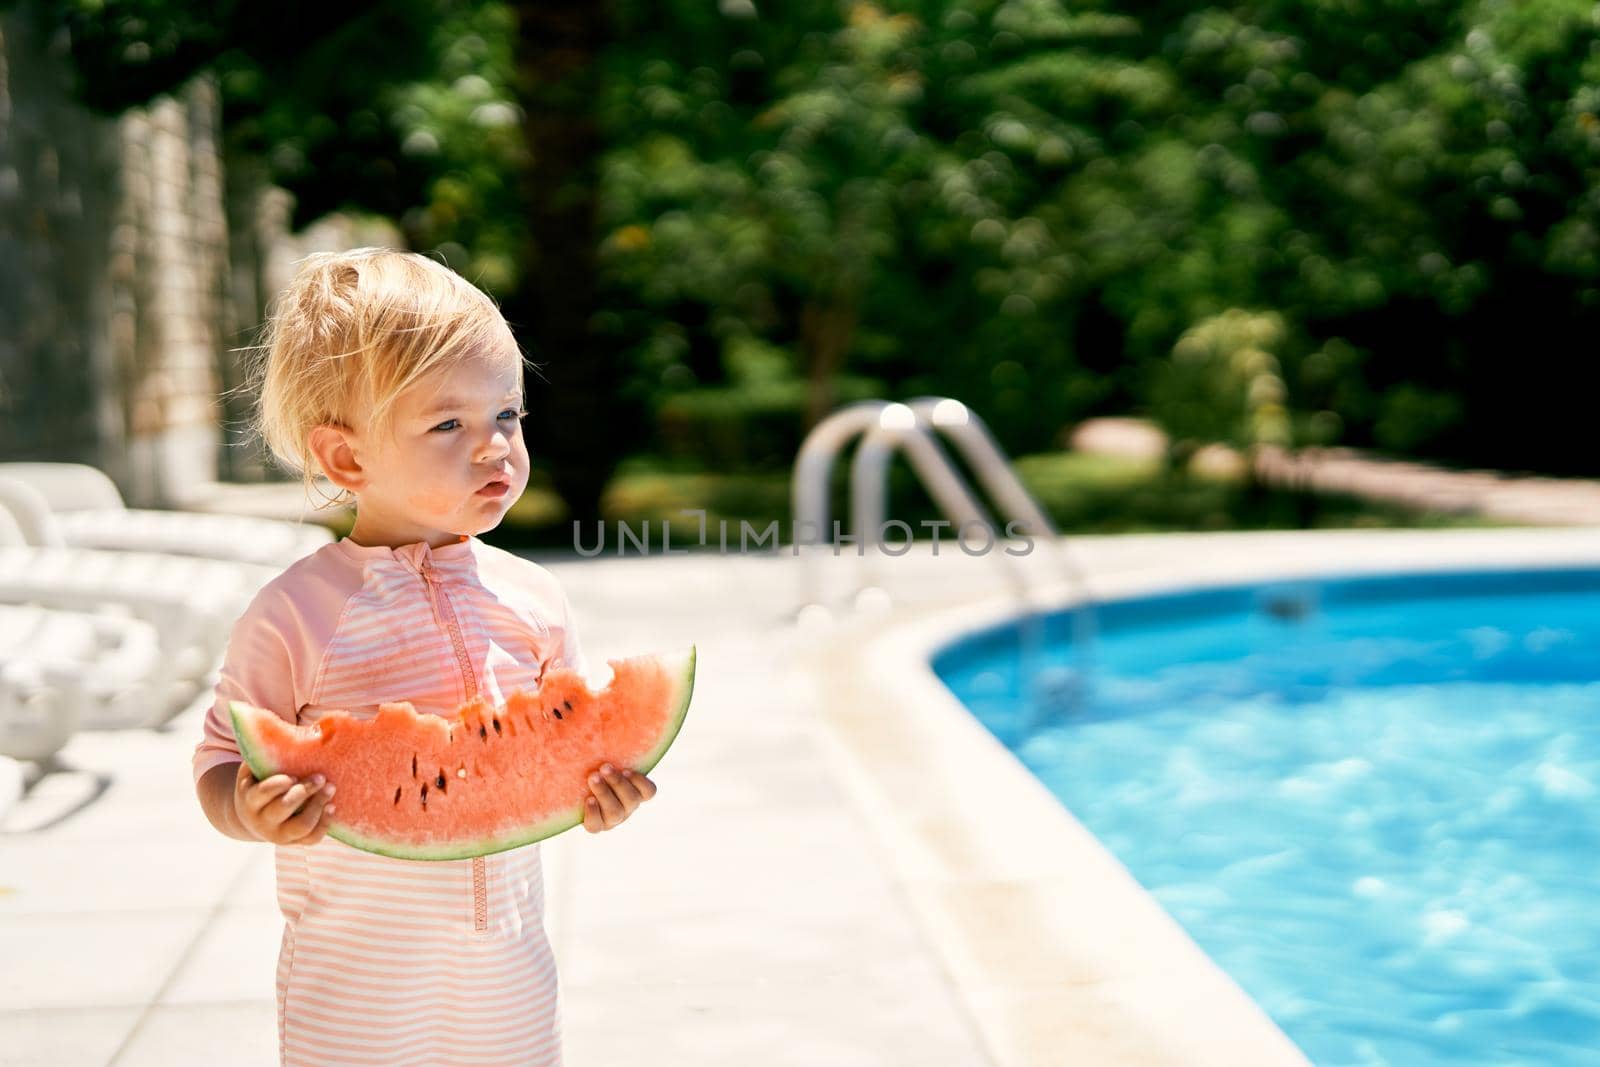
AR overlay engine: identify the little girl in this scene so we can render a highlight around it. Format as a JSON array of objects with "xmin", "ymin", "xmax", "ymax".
[{"xmin": 193, "ymin": 248, "xmax": 656, "ymax": 1066}]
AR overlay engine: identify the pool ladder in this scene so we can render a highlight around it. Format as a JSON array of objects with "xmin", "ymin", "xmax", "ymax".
[{"xmin": 791, "ymin": 397, "xmax": 1096, "ymax": 711}]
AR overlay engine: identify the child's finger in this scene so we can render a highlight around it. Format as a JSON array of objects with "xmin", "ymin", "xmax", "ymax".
[
  {"xmin": 620, "ymin": 769, "xmax": 657, "ymax": 801},
  {"xmin": 603, "ymin": 770, "xmax": 644, "ymax": 809},
  {"xmin": 270, "ymin": 776, "xmax": 327, "ymax": 817},
  {"xmin": 588, "ymin": 772, "xmax": 626, "ymax": 825},
  {"xmin": 582, "ymin": 795, "xmax": 604, "ymax": 833},
  {"xmin": 290, "ymin": 796, "xmax": 338, "ymax": 847},
  {"xmin": 282, "ymin": 790, "xmax": 334, "ymax": 842},
  {"xmin": 241, "ymin": 774, "xmax": 298, "ymax": 814},
  {"xmin": 234, "ymin": 762, "xmax": 273, "ymax": 801}
]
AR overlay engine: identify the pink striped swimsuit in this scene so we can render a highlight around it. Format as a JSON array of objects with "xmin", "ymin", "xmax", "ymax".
[{"xmin": 192, "ymin": 535, "xmax": 585, "ymax": 1066}]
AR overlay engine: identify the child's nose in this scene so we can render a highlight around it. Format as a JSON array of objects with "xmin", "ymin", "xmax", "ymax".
[{"xmin": 475, "ymin": 431, "xmax": 512, "ymax": 464}]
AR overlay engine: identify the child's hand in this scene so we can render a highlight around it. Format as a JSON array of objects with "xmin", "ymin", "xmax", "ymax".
[
  {"xmin": 582, "ymin": 763, "xmax": 657, "ymax": 833},
  {"xmin": 234, "ymin": 761, "xmax": 337, "ymax": 846}
]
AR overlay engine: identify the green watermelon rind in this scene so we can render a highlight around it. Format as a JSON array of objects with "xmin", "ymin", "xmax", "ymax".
[
  {"xmin": 228, "ymin": 644, "xmax": 697, "ymax": 862},
  {"xmin": 633, "ymin": 645, "xmax": 696, "ymax": 778}
]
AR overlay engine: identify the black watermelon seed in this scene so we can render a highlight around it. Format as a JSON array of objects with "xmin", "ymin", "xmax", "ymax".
[
  {"xmin": 552, "ymin": 707, "xmax": 563, "ymax": 720},
  {"xmin": 411, "ymin": 754, "xmax": 417, "ymax": 778},
  {"xmin": 563, "ymin": 699, "xmax": 573, "ymax": 711},
  {"xmin": 493, "ymin": 717, "xmax": 502, "ymax": 735},
  {"xmin": 436, "ymin": 770, "xmax": 446, "ymax": 790},
  {"xmin": 478, "ymin": 724, "xmax": 487, "ymax": 741},
  {"xmin": 421, "ymin": 783, "xmax": 429, "ymax": 808},
  {"xmin": 393, "ymin": 787, "xmax": 402, "ymax": 806}
]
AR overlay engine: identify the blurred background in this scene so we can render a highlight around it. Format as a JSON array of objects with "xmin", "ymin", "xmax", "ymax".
[{"xmin": 6, "ymin": 0, "xmax": 1594, "ymax": 545}]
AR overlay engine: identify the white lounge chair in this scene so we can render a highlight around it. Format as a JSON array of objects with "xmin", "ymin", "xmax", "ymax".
[
  {"xmin": 0, "ymin": 656, "xmax": 75, "ymax": 763},
  {"xmin": 0, "ymin": 462, "xmax": 334, "ymax": 567},
  {"xmin": 0, "ymin": 603, "xmax": 169, "ymax": 736},
  {"xmin": 0, "ymin": 545, "xmax": 273, "ymax": 681},
  {"xmin": 0, "ymin": 478, "xmax": 277, "ymax": 675},
  {"xmin": 0, "ymin": 748, "xmax": 24, "ymax": 831},
  {"xmin": 0, "ymin": 502, "xmax": 27, "ymax": 550},
  {"xmin": 0, "ymin": 753, "xmax": 24, "ymax": 822}
]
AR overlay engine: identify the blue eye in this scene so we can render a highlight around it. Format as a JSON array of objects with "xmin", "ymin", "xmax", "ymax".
[{"xmin": 431, "ymin": 411, "xmax": 522, "ymax": 432}]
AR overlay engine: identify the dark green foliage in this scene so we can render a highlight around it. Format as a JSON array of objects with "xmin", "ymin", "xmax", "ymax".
[
  {"xmin": 598, "ymin": 0, "xmax": 1600, "ymax": 476},
  {"xmin": 12, "ymin": 0, "xmax": 450, "ymax": 228},
  {"xmin": 16, "ymin": 0, "xmax": 1600, "ymax": 497}
]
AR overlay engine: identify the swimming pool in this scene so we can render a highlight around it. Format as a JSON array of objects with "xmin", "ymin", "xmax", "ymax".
[{"xmin": 933, "ymin": 568, "xmax": 1600, "ymax": 1067}]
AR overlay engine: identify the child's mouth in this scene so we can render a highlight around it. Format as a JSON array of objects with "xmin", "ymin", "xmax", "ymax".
[{"xmin": 476, "ymin": 480, "xmax": 511, "ymax": 498}]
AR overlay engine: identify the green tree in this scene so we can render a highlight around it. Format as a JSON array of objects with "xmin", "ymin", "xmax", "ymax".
[
  {"xmin": 503, "ymin": 0, "xmax": 631, "ymax": 528},
  {"xmin": 1149, "ymin": 308, "xmax": 1291, "ymax": 470},
  {"xmin": 600, "ymin": 0, "xmax": 1600, "ymax": 477}
]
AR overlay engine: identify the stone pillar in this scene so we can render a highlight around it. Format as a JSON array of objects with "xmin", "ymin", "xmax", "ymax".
[
  {"xmin": 2, "ymin": 6, "xmax": 400, "ymax": 506},
  {"xmin": 0, "ymin": 7, "xmax": 122, "ymax": 478},
  {"xmin": 0, "ymin": 4, "xmax": 232, "ymax": 507},
  {"xmin": 118, "ymin": 85, "xmax": 225, "ymax": 505}
]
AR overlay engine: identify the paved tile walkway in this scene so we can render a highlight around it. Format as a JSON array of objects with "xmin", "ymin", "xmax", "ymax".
[{"xmin": 0, "ymin": 550, "xmax": 992, "ymax": 1067}]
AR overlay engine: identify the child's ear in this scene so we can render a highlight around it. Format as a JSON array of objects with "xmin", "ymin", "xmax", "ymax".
[{"xmin": 308, "ymin": 424, "xmax": 367, "ymax": 493}]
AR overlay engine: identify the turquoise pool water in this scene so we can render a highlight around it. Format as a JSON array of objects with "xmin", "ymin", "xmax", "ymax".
[{"xmin": 933, "ymin": 569, "xmax": 1600, "ymax": 1067}]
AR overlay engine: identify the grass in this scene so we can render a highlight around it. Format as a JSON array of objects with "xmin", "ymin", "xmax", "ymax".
[{"xmin": 1010, "ymin": 452, "xmax": 1496, "ymax": 534}]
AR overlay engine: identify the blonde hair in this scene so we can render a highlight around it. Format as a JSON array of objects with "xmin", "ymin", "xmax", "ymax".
[{"xmin": 245, "ymin": 247, "xmax": 525, "ymax": 508}]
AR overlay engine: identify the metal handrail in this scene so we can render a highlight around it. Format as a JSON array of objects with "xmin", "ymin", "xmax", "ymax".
[
  {"xmin": 793, "ymin": 401, "xmax": 993, "ymax": 611},
  {"xmin": 847, "ymin": 405, "xmax": 991, "ymax": 551},
  {"xmin": 904, "ymin": 396, "xmax": 1098, "ymax": 673},
  {"xmin": 906, "ymin": 399, "xmax": 1054, "ymax": 534},
  {"xmin": 842, "ymin": 400, "xmax": 1097, "ymax": 713},
  {"xmin": 792, "ymin": 398, "xmax": 1097, "ymax": 715},
  {"xmin": 792, "ymin": 401, "xmax": 989, "ymax": 549},
  {"xmin": 790, "ymin": 401, "xmax": 887, "ymax": 614},
  {"xmin": 791, "ymin": 401, "xmax": 889, "ymax": 553},
  {"xmin": 847, "ymin": 406, "xmax": 1026, "ymax": 608}
]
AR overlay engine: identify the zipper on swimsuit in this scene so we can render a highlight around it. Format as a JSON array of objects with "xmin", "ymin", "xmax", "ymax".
[
  {"xmin": 419, "ymin": 558, "xmax": 479, "ymax": 703},
  {"xmin": 418, "ymin": 555, "xmax": 490, "ymax": 933}
]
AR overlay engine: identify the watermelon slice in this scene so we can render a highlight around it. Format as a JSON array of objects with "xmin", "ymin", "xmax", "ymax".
[{"xmin": 230, "ymin": 646, "xmax": 695, "ymax": 861}]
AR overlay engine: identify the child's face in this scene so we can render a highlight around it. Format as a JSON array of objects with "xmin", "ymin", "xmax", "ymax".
[{"xmin": 344, "ymin": 354, "xmax": 530, "ymax": 548}]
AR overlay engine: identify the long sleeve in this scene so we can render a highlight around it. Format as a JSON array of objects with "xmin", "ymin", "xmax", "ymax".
[{"xmin": 191, "ymin": 585, "xmax": 300, "ymax": 784}]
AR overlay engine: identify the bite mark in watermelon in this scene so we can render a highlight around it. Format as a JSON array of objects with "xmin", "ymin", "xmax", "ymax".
[{"xmin": 230, "ymin": 646, "xmax": 695, "ymax": 860}]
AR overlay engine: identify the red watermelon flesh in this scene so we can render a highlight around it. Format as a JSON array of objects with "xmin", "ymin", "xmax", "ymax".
[{"xmin": 230, "ymin": 647, "xmax": 695, "ymax": 860}]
